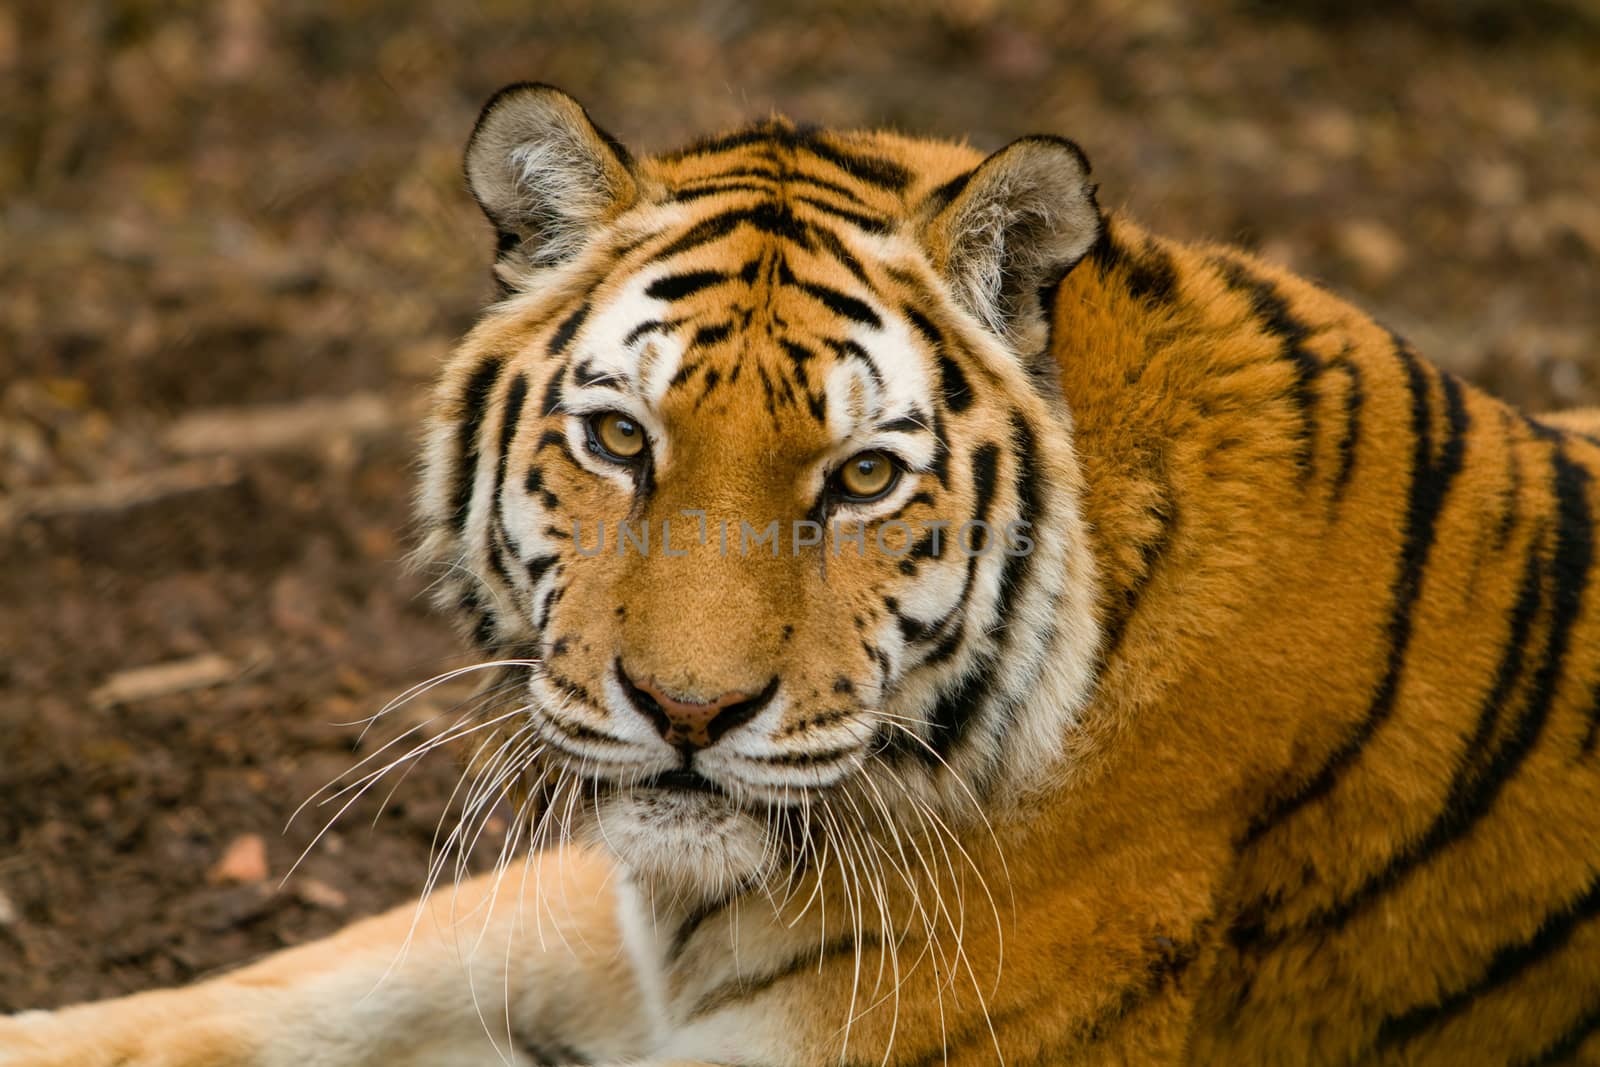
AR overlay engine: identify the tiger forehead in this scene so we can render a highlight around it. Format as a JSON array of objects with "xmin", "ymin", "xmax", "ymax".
[
  {"xmin": 560, "ymin": 146, "xmax": 964, "ymax": 436},
  {"xmin": 643, "ymin": 118, "xmax": 977, "ymax": 211},
  {"xmin": 576, "ymin": 243, "xmax": 937, "ymax": 445}
]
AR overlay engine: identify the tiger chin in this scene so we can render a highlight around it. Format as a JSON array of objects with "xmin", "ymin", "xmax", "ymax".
[{"xmin": 5, "ymin": 83, "xmax": 1600, "ymax": 1067}]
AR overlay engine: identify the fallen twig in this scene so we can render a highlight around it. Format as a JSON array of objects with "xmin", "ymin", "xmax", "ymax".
[
  {"xmin": 90, "ymin": 653, "xmax": 238, "ymax": 709},
  {"xmin": 0, "ymin": 458, "xmax": 242, "ymax": 531},
  {"xmin": 161, "ymin": 392, "xmax": 402, "ymax": 456}
]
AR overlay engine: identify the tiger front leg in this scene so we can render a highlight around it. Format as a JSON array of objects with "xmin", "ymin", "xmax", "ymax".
[{"xmin": 0, "ymin": 849, "xmax": 651, "ymax": 1067}]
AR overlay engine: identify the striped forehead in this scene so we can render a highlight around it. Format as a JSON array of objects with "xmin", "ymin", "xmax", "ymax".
[
  {"xmin": 567, "ymin": 263, "xmax": 936, "ymax": 441},
  {"xmin": 574, "ymin": 278, "xmax": 694, "ymax": 404},
  {"xmin": 814, "ymin": 306, "xmax": 934, "ymax": 439}
]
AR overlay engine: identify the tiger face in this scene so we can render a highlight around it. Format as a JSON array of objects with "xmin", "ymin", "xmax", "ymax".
[{"xmin": 417, "ymin": 85, "xmax": 1104, "ymax": 892}]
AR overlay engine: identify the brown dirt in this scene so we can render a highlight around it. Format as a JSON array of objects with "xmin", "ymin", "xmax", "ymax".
[{"xmin": 2, "ymin": 0, "xmax": 1597, "ymax": 1011}]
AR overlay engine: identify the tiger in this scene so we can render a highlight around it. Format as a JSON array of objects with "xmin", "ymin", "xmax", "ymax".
[{"xmin": 4, "ymin": 82, "xmax": 1599, "ymax": 1067}]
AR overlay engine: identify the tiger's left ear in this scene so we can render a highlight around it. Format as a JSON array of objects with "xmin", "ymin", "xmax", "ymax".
[
  {"xmin": 464, "ymin": 83, "xmax": 639, "ymax": 280},
  {"xmin": 920, "ymin": 136, "xmax": 1101, "ymax": 359}
]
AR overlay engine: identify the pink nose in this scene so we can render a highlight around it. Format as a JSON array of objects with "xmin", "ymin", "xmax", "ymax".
[
  {"xmin": 619, "ymin": 664, "xmax": 776, "ymax": 749},
  {"xmin": 634, "ymin": 678, "xmax": 754, "ymax": 749}
]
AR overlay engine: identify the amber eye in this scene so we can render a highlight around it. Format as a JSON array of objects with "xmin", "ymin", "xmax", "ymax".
[
  {"xmin": 835, "ymin": 451, "xmax": 899, "ymax": 502},
  {"xmin": 588, "ymin": 411, "xmax": 647, "ymax": 462}
]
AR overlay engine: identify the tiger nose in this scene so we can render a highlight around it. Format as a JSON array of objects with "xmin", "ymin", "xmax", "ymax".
[{"xmin": 619, "ymin": 664, "xmax": 775, "ymax": 749}]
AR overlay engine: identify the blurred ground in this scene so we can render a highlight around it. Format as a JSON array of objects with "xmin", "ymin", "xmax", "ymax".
[{"xmin": 1, "ymin": 0, "xmax": 1597, "ymax": 1011}]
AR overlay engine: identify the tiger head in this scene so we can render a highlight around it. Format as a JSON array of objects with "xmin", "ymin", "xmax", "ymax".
[{"xmin": 417, "ymin": 85, "xmax": 1104, "ymax": 894}]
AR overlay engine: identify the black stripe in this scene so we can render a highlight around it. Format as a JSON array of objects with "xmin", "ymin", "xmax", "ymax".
[
  {"xmin": 886, "ymin": 595, "xmax": 938, "ymax": 644},
  {"xmin": 1127, "ymin": 238, "xmax": 1179, "ymax": 305},
  {"xmin": 486, "ymin": 524, "xmax": 516, "ymax": 592},
  {"xmin": 645, "ymin": 270, "xmax": 729, "ymax": 302},
  {"xmin": 1290, "ymin": 514, "xmax": 1550, "ymax": 936},
  {"xmin": 659, "ymin": 126, "xmax": 779, "ymax": 160},
  {"xmin": 692, "ymin": 165, "xmax": 784, "ymax": 183},
  {"xmin": 671, "ymin": 180, "xmax": 771, "ymax": 202},
  {"xmin": 823, "ymin": 337, "xmax": 883, "ymax": 388},
  {"xmin": 894, "ymin": 1007, "xmax": 1033, "ymax": 1067},
  {"xmin": 782, "ymin": 264, "xmax": 881, "ymax": 328},
  {"xmin": 488, "ymin": 374, "xmax": 531, "ymax": 582},
  {"xmin": 970, "ymin": 442, "xmax": 1002, "ymax": 525},
  {"xmin": 668, "ymin": 358, "xmax": 702, "ymax": 390},
  {"xmin": 495, "ymin": 374, "xmax": 528, "ymax": 494},
  {"xmin": 907, "ymin": 529, "xmax": 942, "ymax": 563},
  {"xmin": 651, "ymin": 202, "xmax": 810, "ymax": 261},
  {"xmin": 1495, "ymin": 412, "xmax": 1527, "ymax": 552},
  {"xmin": 1096, "ymin": 455, "xmax": 1178, "ymax": 665},
  {"xmin": 780, "ymin": 339, "xmax": 816, "ymax": 365},
  {"xmin": 1241, "ymin": 351, "xmax": 1469, "ymax": 846},
  {"xmin": 901, "ymin": 306, "xmax": 976, "ymax": 416},
  {"xmin": 1519, "ymin": 1002, "xmax": 1600, "ymax": 1066},
  {"xmin": 542, "ymin": 708, "xmax": 627, "ymax": 747},
  {"xmin": 905, "ymin": 526, "xmax": 945, "ymax": 565},
  {"xmin": 526, "ymin": 554, "xmax": 558, "ymax": 587},
  {"xmin": 549, "ymin": 302, "xmax": 590, "ymax": 356},
  {"xmin": 1376, "ymin": 871, "xmax": 1600, "ymax": 1049},
  {"xmin": 540, "ymin": 365, "xmax": 565, "ymax": 418},
  {"xmin": 1089, "ymin": 230, "xmax": 1178, "ymax": 307},
  {"xmin": 692, "ymin": 321, "xmax": 734, "ymax": 348},
  {"xmin": 801, "ymin": 138, "xmax": 913, "ymax": 191},
  {"xmin": 887, "ymin": 490, "xmax": 937, "ymax": 520},
  {"xmin": 1330, "ymin": 358, "xmax": 1365, "ymax": 505},
  {"xmin": 623, "ymin": 319, "xmax": 674, "ymax": 347},
  {"xmin": 571, "ymin": 360, "xmax": 608, "ymax": 387},
  {"xmin": 928, "ymin": 410, "xmax": 951, "ymax": 486},
  {"xmin": 792, "ymin": 194, "xmax": 891, "ymax": 234},
  {"xmin": 774, "ymin": 368, "xmax": 798, "ymax": 408},
  {"xmin": 808, "ymin": 224, "xmax": 872, "ymax": 286},
  {"xmin": 514, "ymin": 1033, "xmax": 590, "ymax": 1067},
  {"xmin": 923, "ymin": 169, "xmax": 974, "ymax": 213},
  {"xmin": 747, "ymin": 744, "xmax": 861, "ymax": 767},
  {"xmin": 1214, "ymin": 257, "xmax": 1322, "ymax": 481},
  {"xmin": 657, "ymin": 121, "xmax": 909, "ymax": 215},
  {"xmin": 995, "ymin": 416, "xmax": 1044, "ymax": 625},
  {"xmin": 667, "ymin": 889, "xmax": 742, "ymax": 965},
  {"xmin": 756, "ymin": 365, "xmax": 778, "ymax": 416},
  {"xmin": 938, "ymin": 350, "xmax": 974, "ymax": 414},
  {"xmin": 896, "ymin": 610, "xmax": 940, "ymax": 644},
  {"xmin": 449, "ymin": 358, "xmax": 504, "ymax": 533},
  {"xmin": 688, "ymin": 933, "xmax": 875, "ymax": 1021},
  {"xmin": 697, "ymin": 366, "xmax": 723, "ymax": 405},
  {"xmin": 922, "ymin": 620, "xmax": 965, "ymax": 667},
  {"xmin": 879, "ymin": 415, "xmax": 927, "ymax": 435},
  {"xmin": 1578, "ymin": 676, "xmax": 1600, "ymax": 756},
  {"xmin": 524, "ymin": 466, "xmax": 558, "ymax": 509},
  {"xmin": 459, "ymin": 586, "xmax": 495, "ymax": 649},
  {"xmin": 786, "ymin": 167, "xmax": 873, "ymax": 206},
  {"xmin": 903, "ymin": 305, "xmax": 943, "ymax": 349},
  {"xmin": 1079, "ymin": 935, "xmax": 1205, "ymax": 1046},
  {"xmin": 1314, "ymin": 446, "xmax": 1591, "ymax": 932},
  {"xmin": 919, "ymin": 442, "xmax": 1004, "ymax": 763}
]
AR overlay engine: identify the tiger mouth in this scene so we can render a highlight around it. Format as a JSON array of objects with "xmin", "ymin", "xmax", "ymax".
[{"xmin": 640, "ymin": 768, "xmax": 726, "ymax": 795}]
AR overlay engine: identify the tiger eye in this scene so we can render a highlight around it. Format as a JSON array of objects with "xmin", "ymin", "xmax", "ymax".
[
  {"xmin": 591, "ymin": 411, "xmax": 646, "ymax": 460},
  {"xmin": 837, "ymin": 451, "xmax": 898, "ymax": 500}
]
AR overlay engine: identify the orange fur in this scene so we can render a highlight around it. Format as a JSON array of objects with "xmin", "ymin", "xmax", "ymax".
[{"xmin": 6, "ymin": 89, "xmax": 1599, "ymax": 1067}]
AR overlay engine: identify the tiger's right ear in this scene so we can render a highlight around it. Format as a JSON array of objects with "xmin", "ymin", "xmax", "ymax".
[{"xmin": 464, "ymin": 84, "xmax": 638, "ymax": 279}]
